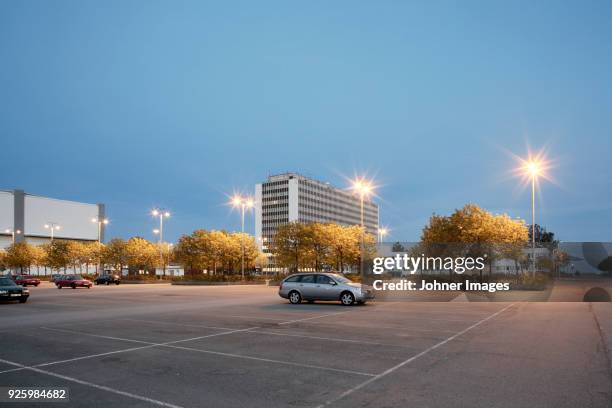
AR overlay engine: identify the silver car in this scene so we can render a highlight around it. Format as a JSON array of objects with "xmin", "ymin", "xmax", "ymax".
[{"xmin": 278, "ymin": 273, "xmax": 374, "ymax": 306}]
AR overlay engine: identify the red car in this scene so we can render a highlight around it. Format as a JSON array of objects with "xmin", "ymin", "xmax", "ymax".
[
  {"xmin": 56, "ymin": 275, "xmax": 92, "ymax": 289},
  {"xmin": 13, "ymin": 275, "xmax": 41, "ymax": 287}
]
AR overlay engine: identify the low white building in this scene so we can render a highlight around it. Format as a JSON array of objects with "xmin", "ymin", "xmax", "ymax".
[
  {"xmin": 155, "ymin": 265, "xmax": 185, "ymax": 277},
  {"xmin": 0, "ymin": 189, "xmax": 105, "ymax": 249}
]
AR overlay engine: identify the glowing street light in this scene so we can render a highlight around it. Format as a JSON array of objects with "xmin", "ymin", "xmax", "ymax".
[
  {"xmin": 351, "ymin": 177, "xmax": 374, "ymax": 228},
  {"xmin": 377, "ymin": 227, "xmax": 389, "ymax": 244},
  {"xmin": 230, "ymin": 194, "xmax": 255, "ymax": 280},
  {"xmin": 44, "ymin": 222, "xmax": 60, "ymax": 241},
  {"xmin": 350, "ymin": 177, "xmax": 376, "ymax": 275},
  {"xmin": 151, "ymin": 209, "xmax": 170, "ymax": 244},
  {"xmin": 151, "ymin": 209, "xmax": 170, "ymax": 277},
  {"xmin": 4, "ymin": 228, "xmax": 21, "ymax": 244},
  {"xmin": 515, "ymin": 152, "xmax": 552, "ymax": 277},
  {"xmin": 91, "ymin": 217, "xmax": 109, "ymax": 244}
]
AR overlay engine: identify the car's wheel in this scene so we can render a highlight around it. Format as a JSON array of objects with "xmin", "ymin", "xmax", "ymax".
[
  {"xmin": 19, "ymin": 297, "xmax": 27, "ymax": 303},
  {"xmin": 115, "ymin": 282, "xmax": 120, "ymax": 285},
  {"xmin": 57, "ymin": 285, "xmax": 62, "ymax": 289},
  {"xmin": 71, "ymin": 284, "xmax": 76, "ymax": 289},
  {"xmin": 106, "ymin": 281, "xmax": 110, "ymax": 285},
  {"xmin": 87, "ymin": 285, "xmax": 91, "ymax": 289},
  {"xmin": 35, "ymin": 283, "xmax": 39, "ymax": 287},
  {"xmin": 288, "ymin": 291, "xmax": 302, "ymax": 304},
  {"xmin": 340, "ymin": 291, "xmax": 355, "ymax": 306}
]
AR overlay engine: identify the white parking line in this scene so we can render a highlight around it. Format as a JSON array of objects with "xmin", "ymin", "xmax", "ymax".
[
  {"xmin": 35, "ymin": 326, "xmax": 376, "ymax": 378},
  {"xmin": 227, "ymin": 315, "xmax": 289, "ymax": 321},
  {"xmin": 162, "ymin": 343, "xmax": 376, "ymax": 377},
  {"xmin": 247, "ymin": 330, "xmax": 418, "ymax": 347},
  {"xmin": 315, "ymin": 303, "xmax": 516, "ymax": 407},
  {"xmin": 278, "ymin": 311, "xmax": 351, "ymax": 325},
  {"xmin": 0, "ymin": 326, "xmax": 257, "ymax": 376},
  {"xmin": 0, "ymin": 358, "xmax": 184, "ymax": 408},
  {"xmin": 118, "ymin": 318, "xmax": 237, "ymax": 331}
]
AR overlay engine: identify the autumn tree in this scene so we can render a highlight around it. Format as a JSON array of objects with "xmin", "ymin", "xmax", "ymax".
[
  {"xmin": 420, "ymin": 204, "xmax": 528, "ymax": 280},
  {"xmin": 4, "ymin": 243, "xmax": 38, "ymax": 273},
  {"xmin": 102, "ymin": 238, "xmax": 128, "ymax": 274},
  {"xmin": 125, "ymin": 237, "xmax": 158, "ymax": 275},
  {"xmin": 269, "ymin": 222, "xmax": 373, "ymax": 273},
  {"xmin": 269, "ymin": 222, "xmax": 308, "ymax": 272},
  {"xmin": 44, "ymin": 240, "xmax": 73, "ymax": 272},
  {"xmin": 174, "ymin": 234, "xmax": 202, "ymax": 275}
]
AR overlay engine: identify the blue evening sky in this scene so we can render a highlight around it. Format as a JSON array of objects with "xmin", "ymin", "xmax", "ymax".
[{"xmin": 1, "ymin": 1, "xmax": 611, "ymax": 242}]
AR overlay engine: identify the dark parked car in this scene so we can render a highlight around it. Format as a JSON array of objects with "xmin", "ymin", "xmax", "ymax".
[
  {"xmin": 13, "ymin": 275, "xmax": 40, "ymax": 287},
  {"xmin": 56, "ymin": 275, "xmax": 92, "ymax": 289},
  {"xmin": 0, "ymin": 277, "xmax": 29, "ymax": 303},
  {"xmin": 94, "ymin": 274, "xmax": 121, "ymax": 285}
]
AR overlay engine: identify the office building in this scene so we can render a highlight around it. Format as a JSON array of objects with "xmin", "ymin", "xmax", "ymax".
[{"xmin": 255, "ymin": 173, "xmax": 379, "ymax": 256}]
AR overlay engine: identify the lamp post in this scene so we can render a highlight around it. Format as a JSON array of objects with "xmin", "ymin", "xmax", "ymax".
[
  {"xmin": 91, "ymin": 217, "xmax": 108, "ymax": 274},
  {"xmin": 152, "ymin": 209, "xmax": 170, "ymax": 277},
  {"xmin": 4, "ymin": 228, "xmax": 21, "ymax": 244},
  {"xmin": 231, "ymin": 195, "xmax": 254, "ymax": 281},
  {"xmin": 350, "ymin": 178, "xmax": 374, "ymax": 275},
  {"xmin": 377, "ymin": 227, "xmax": 388, "ymax": 244},
  {"xmin": 44, "ymin": 222, "xmax": 60, "ymax": 242},
  {"xmin": 526, "ymin": 162, "xmax": 540, "ymax": 278},
  {"xmin": 91, "ymin": 217, "xmax": 109, "ymax": 244}
]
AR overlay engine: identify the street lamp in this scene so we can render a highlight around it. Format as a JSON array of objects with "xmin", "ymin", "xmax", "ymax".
[
  {"xmin": 4, "ymin": 228, "xmax": 21, "ymax": 244},
  {"xmin": 91, "ymin": 217, "xmax": 109, "ymax": 243},
  {"xmin": 230, "ymin": 194, "xmax": 254, "ymax": 280},
  {"xmin": 152, "ymin": 209, "xmax": 170, "ymax": 277},
  {"xmin": 350, "ymin": 177, "xmax": 375, "ymax": 275},
  {"xmin": 526, "ymin": 161, "xmax": 539, "ymax": 277},
  {"xmin": 151, "ymin": 209, "xmax": 170, "ymax": 244},
  {"xmin": 44, "ymin": 222, "xmax": 60, "ymax": 242},
  {"xmin": 351, "ymin": 178, "xmax": 374, "ymax": 228},
  {"xmin": 377, "ymin": 227, "xmax": 389, "ymax": 244},
  {"xmin": 524, "ymin": 159, "xmax": 542, "ymax": 277}
]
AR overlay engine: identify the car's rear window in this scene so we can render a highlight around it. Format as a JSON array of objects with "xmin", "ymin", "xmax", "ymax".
[{"xmin": 300, "ymin": 274, "xmax": 315, "ymax": 283}]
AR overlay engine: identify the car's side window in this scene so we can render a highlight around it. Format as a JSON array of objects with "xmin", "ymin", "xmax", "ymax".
[
  {"xmin": 300, "ymin": 274, "xmax": 315, "ymax": 284},
  {"xmin": 285, "ymin": 275, "xmax": 301, "ymax": 283},
  {"xmin": 316, "ymin": 275, "xmax": 333, "ymax": 285}
]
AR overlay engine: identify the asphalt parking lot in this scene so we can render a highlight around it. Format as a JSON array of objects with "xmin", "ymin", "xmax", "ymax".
[{"xmin": 0, "ymin": 283, "xmax": 610, "ymax": 408}]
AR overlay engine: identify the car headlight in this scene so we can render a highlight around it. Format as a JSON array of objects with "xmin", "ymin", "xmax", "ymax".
[
  {"xmin": 23, "ymin": 289, "xmax": 29, "ymax": 293},
  {"xmin": 0, "ymin": 290, "xmax": 7, "ymax": 295}
]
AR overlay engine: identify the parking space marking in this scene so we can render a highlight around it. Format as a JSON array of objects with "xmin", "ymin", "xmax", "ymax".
[
  {"xmin": 162, "ymin": 343, "xmax": 376, "ymax": 377},
  {"xmin": 0, "ymin": 357, "xmax": 184, "ymax": 408},
  {"xmin": 118, "ymin": 318, "xmax": 237, "ymax": 331},
  {"xmin": 278, "ymin": 311, "xmax": 351, "ymax": 325},
  {"xmin": 315, "ymin": 303, "xmax": 516, "ymax": 407},
  {"xmin": 34, "ymin": 326, "xmax": 376, "ymax": 377},
  {"xmin": 227, "ymin": 315, "xmax": 290, "ymax": 321},
  {"xmin": 247, "ymin": 330, "xmax": 418, "ymax": 347},
  {"xmin": 0, "ymin": 326, "xmax": 257, "ymax": 375}
]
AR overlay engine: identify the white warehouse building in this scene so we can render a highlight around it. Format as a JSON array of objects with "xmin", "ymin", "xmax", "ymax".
[{"xmin": 0, "ymin": 189, "xmax": 105, "ymax": 250}]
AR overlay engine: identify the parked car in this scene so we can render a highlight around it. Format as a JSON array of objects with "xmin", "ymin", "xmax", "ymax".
[
  {"xmin": 13, "ymin": 275, "xmax": 40, "ymax": 287},
  {"xmin": 278, "ymin": 272, "xmax": 374, "ymax": 306},
  {"xmin": 55, "ymin": 275, "xmax": 92, "ymax": 289},
  {"xmin": 94, "ymin": 274, "xmax": 121, "ymax": 285},
  {"xmin": 0, "ymin": 276, "xmax": 29, "ymax": 303},
  {"xmin": 51, "ymin": 274, "xmax": 63, "ymax": 283}
]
